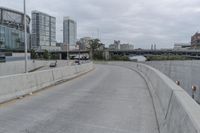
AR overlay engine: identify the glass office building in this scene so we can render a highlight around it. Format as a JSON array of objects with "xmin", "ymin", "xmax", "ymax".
[
  {"xmin": 63, "ymin": 17, "xmax": 77, "ymax": 45},
  {"xmin": 0, "ymin": 7, "xmax": 30, "ymax": 50},
  {"xmin": 31, "ymin": 11, "xmax": 56, "ymax": 49}
]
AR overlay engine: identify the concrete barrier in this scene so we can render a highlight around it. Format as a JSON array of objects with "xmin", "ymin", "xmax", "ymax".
[
  {"xmin": 145, "ymin": 61, "xmax": 200, "ymax": 102},
  {"xmin": 0, "ymin": 62, "xmax": 94, "ymax": 104},
  {"xmin": 0, "ymin": 60, "xmax": 76, "ymax": 76},
  {"xmin": 108, "ymin": 62, "xmax": 200, "ymax": 133},
  {"xmin": 0, "ymin": 60, "xmax": 52, "ymax": 76}
]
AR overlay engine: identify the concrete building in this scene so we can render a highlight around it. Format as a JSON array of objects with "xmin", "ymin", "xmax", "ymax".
[
  {"xmin": 120, "ymin": 44, "xmax": 134, "ymax": 50},
  {"xmin": 31, "ymin": 11, "xmax": 56, "ymax": 49},
  {"xmin": 63, "ymin": 17, "xmax": 77, "ymax": 46},
  {"xmin": 109, "ymin": 40, "xmax": 133, "ymax": 50},
  {"xmin": 56, "ymin": 42, "xmax": 63, "ymax": 47},
  {"xmin": 174, "ymin": 43, "xmax": 191, "ymax": 50},
  {"xmin": 109, "ymin": 40, "xmax": 120, "ymax": 50},
  {"xmin": 109, "ymin": 44, "xmax": 117, "ymax": 50},
  {"xmin": 37, "ymin": 45, "xmax": 61, "ymax": 51},
  {"xmin": 191, "ymin": 32, "xmax": 200, "ymax": 47},
  {"xmin": 61, "ymin": 45, "xmax": 79, "ymax": 51},
  {"xmin": 79, "ymin": 37, "xmax": 92, "ymax": 50},
  {"xmin": 57, "ymin": 42, "xmax": 79, "ymax": 51},
  {"xmin": 0, "ymin": 7, "xmax": 31, "ymax": 50}
]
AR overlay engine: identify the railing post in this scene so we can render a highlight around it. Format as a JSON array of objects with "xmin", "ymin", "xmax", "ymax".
[
  {"xmin": 192, "ymin": 85, "xmax": 197, "ymax": 99},
  {"xmin": 176, "ymin": 80, "xmax": 180, "ymax": 86}
]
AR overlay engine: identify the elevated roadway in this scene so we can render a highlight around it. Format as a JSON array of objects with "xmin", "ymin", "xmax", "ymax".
[{"xmin": 0, "ymin": 65, "xmax": 158, "ymax": 133}]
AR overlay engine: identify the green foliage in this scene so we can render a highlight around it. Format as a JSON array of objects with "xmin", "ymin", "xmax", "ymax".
[
  {"xmin": 39, "ymin": 54, "xmax": 43, "ymax": 59},
  {"xmin": 146, "ymin": 55, "xmax": 188, "ymax": 61},
  {"xmin": 30, "ymin": 49, "xmax": 37, "ymax": 59},
  {"xmin": 50, "ymin": 53, "xmax": 59, "ymax": 60},
  {"xmin": 88, "ymin": 39, "xmax": 103, "ymax": 50},
  {"xmin": 110, "ymin": 55, "xmax": 129, "ymax": 61},
  {"xmin": 93, "ymin": 51, "xmax": 104, "ymax": 60},
  {"xmin": 0, "ymin": 41, "xmax": 3, "ymax": 48},
  {"xmin": 30, "ymin": 49, "xmax": 60, "ymax": 60},
  {"xmin": 87, "ymin": 39, "xmax": 104, "ymax": 60},
  {"xmin": 0, "ymin": 41, "xmax": 3, "ymax": 45},
  {"xmin": 43, "ymin": 50, "xmax": 50, "ymax": 60}
]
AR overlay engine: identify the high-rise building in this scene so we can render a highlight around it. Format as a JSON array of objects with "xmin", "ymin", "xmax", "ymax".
[
  {"xmin": 63, "ymin": 17, "xmax": 77, "ymax": 46},
  {"xmin": 31, "ymin": 11, "xmax": 56, "ymax": 49},
  {"xmin": 0, "ymin": 7, "xmax": 31, "ymax": 50}
]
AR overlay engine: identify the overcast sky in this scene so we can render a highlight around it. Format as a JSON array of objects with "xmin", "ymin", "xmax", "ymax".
[{"xmin": 1, "ymin": 0, "xmax": 200, "ymax": 48}]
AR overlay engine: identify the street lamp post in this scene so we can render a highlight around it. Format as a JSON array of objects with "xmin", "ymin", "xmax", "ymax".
[
  {"xmin": 77, "ymin": 41, "xmax": 81, "ymax": 64},
  {"xmin": 67, "ymin": 43, "xmax": 69, "ymax": 61},
  {"xmin": 79, "ymin": 44, "xmax": 80, "ymax": 64},
  {"xmin": 24, "ymin": 0, "xmax": 28, "ymax": 73}
]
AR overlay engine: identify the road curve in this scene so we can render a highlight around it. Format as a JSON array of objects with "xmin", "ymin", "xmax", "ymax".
[{"xmin": 0, "ymin": 64, "xmax": 159, "ymax": 133}]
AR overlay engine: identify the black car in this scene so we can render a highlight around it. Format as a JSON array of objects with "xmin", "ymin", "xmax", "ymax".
[
  {"xmin": 75, "ymin": 60, "xmax": 80, "ymax": 65},
  {"xmin": 49, "ymin": 61, "xmax": 57, "ymax": 68},
  {"xmin": 0, "ymin": 55, "xmax": 6, "ymax": 62}
]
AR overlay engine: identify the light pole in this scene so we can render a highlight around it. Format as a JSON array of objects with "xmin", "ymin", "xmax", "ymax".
[
  {"xmin": 24, "ymin": 0, "xmax": 28, "ymax": 73},
  {"xmin": 77, "ymin": 41, "xmax": 81, "ymax": 64},
  {"xmin": 67, "ymin": 43, "xmax": 69, "ymax": 61},
  {"xmin": 79, "ymin": 44, "xmax": 80, "ymax": 64}
]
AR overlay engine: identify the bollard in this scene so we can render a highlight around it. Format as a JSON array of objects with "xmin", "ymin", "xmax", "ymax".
[
  {"xmin": 192, "ymin": 85, "xmax": 197, "ymax": 99},
  {"xmin": 176, "ymin": 81, "xmax": 180, "ymax": 86}
]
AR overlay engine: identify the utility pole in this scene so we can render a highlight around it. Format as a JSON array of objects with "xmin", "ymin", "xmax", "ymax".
[
  {"xmin": 67, "ymin": 43, "xmax": 69, "ymax": 62},
  {"xmin": 24, "ymin": 0, "xmax": 28, "ymax": 73},
  {"xmin": 78, "ymin": 41, "xmax": 81, "ymax": 64}
]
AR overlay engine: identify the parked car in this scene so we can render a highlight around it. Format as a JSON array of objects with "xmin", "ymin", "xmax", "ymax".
[
  {"xmin": 0, "ymin": 55, "xmax": 6, "ymax": 62},
  {"xmin": 49, "ymin": 61, "xmax": 57, "ymax": 68},
  {"xmin": 75, "ymin": 60, "xmax": 80, "ymax": 65}
]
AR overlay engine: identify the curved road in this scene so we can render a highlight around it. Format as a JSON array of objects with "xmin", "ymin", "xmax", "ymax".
[{"xmin": 0, "ymin": 65, "xmax": 159, "ymax": 133}]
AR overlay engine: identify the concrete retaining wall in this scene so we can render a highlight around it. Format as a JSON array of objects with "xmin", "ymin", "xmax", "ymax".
[
  {"xmin": 0, "ymin": 62, "xmax": 94, "ymax": 104},
  {"xmin": 108, "ymin": 62, "xmax": 200, "ymax": 133},
  {"xmin": 0, "ymin": 60, "xmax": 76, "ymax": 76},
  {"xmin": 146, "ymin": 61, "xmax": 200, "ymax": 102},
  {"xmin": 0, "ymin": 60, "xmax": 52, "ymax": 76}
]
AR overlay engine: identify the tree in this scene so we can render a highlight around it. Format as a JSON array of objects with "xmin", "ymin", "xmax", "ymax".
[
  {"xmin": 43, "ymin": 50, "xmax": 50, "ymax": 60},
  {"xmin": 93, "ymin": 51, "xmax": 104, "ymax": 60},
  {"xmin": 15, "ymin": 38, "xmax": 21, "ymax": 48},
  {"xmin": 0, "ymin": 41, "xmax": 3, "ymax": 48},
  {"xmin": 50, "ymin": 53, "xmax": 59, "ymax": 60},
  {"xmin": 87, "ymin": 39, "xmax": 104, "ymax": 60},
  {"xmin": 111, "ymin": 55, "xmax": 129, "ymax": 61},
  {"xmin": 30, "ymin": 49, "xmax": 37, "ymax": 59}
]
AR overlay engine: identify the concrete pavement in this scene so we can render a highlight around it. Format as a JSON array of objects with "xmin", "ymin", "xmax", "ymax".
[{"xmin": 0, "ymin": 65, "xmax": 158, "ymax": 133}]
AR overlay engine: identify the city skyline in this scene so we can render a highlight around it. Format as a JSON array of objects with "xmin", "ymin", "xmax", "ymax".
[{"xmin": 1, "ymin": 0, "xmax": 200, "ymax": 48}]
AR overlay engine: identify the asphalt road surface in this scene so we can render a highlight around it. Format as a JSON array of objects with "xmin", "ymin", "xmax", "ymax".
[{"xmin": 0, "ymin": 64, "xmax": 159, "ymax": 133}]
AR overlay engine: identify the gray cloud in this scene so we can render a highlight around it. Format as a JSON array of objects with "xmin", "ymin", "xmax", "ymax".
[{"xmin": 1, "ymin": 0, "xmax": 200, "ymax": 48}]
